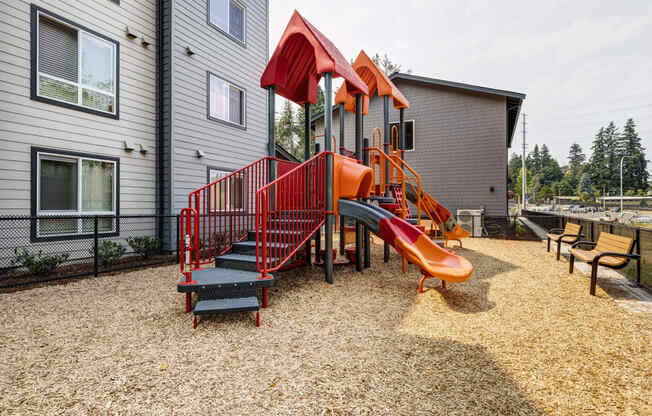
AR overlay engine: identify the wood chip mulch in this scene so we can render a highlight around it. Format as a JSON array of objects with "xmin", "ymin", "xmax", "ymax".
[{"xmin": 0, "ymin": 239, "xmax": 649, "ymax": 415}]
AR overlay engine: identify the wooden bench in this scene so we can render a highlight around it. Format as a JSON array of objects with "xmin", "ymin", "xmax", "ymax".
[
  {"xmin": 547, "ymin": 222, "xmax": 583, "ymax": 261},
  {"xmin": 569, "ymin": 232, "xmax": 640, "ymax": 295}
]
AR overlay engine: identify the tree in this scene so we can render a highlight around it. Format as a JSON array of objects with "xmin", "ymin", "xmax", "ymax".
[
  {"xmin": 526, "ymin": 144, "xmax": 541, "ymax": 172},
  {"xmin": 577, "ymin": 172, "xmax": 594, "ymax": 197},
  {"xmin": 275, "ymin": 100, "xmax": 296, "ymax": 154},
  {"xmin": 587, "ymin": 127, "xmax": 609, "ymax": 192},
  {"xmin": 537, "ymin": 184, "xmax": 553, "ymax": 201},
  {"xmin": 567, "ymin": 142, "xmax": 586, "ymax": 188},
  {"xmin": 370, "ymin": 53, "xmax": 411, "ymax": 76},
  {"xmin": 507, "ymin": 153, "xmax": 523, "ymax": 192},
  {"xmin": 603, "ymin": 121, "xmax": 620, "ymax": 191},
  {"xmin": 514, "ymin": 167, "xmax": 532, "ymax": 199},
  {"xmin": 556, "ymin": 179, "xmax": 574, "ymax": 196},
  {"xmin": 619, "ymin": 118, "xmax": 648, "ymax": 191}
]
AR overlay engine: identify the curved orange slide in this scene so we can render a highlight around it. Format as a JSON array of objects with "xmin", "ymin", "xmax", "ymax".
[
  {"xmin": 404, "ymin": 183, "xmax": 470, "ymax": 245},
  {"xmin": 338, "ymin": 199, "xmax": 474, "ymax": 292}
]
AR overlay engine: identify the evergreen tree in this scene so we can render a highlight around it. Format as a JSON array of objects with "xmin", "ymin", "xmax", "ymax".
[
  {"xmin": 587, "ymin": 127, "xmax": 609, "ymax": 192},
  {"xmin": 313, "ymin": 86, "xmax": 325, "ymax": 116},
  {"xmin": 577, "ymin": 172, "xmax": 594, "ymax": 196},
  {"xmin": 370, "ymin": 53, "xmax": 411, "ymax": 75},
  {"xmin": 567, "ymin": 142, "xmax": 586, "ymax": 188},
  {"xmin": 275, "ymin": 100, "xmax": 296, "ymax": 154},
  {"xmin": 620, "ymin": 118, "xmax": 648, "ymax": 190},
  {"xmin": 603, "ymin": 121, "xmax": 620, "ymax": 191}
]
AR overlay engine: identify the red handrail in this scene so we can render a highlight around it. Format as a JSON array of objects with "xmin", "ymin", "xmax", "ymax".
[
  {"xmin": 181, "ymin": 156, "xmax": 299, "ymax": 267},
  {"xmin": 256, "ymin": 152, "xmax": 329, "ymax": 278}
]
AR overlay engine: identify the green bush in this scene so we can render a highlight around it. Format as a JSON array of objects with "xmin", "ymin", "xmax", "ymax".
[
  {"xmin": 126, "ymin": 236, "xmax": 161, "ymax": 259},
  {"xmin": 91, "ymin": 240, "xmax": 126, "ymax": 267},
  {"xmin": 11, "ymin": 248, "xmax": 70, "ymax": 276}
]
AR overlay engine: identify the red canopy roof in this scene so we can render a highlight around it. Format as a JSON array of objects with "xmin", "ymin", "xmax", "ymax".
[
  {"xmin": 261, "ymin": 11, "xmax": 368, "ymax": 105},
  {"xmin": 335, "ymin": 50, "xmax": 410, "ymax": 115}
]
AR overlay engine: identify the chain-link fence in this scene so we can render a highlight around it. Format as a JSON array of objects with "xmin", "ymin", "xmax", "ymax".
[
  {"xmin": 523, "ymin": 210, "xmax": 649, "ymax": 290},
  {"xmin": 0, "ymin": 215, "xmax": 180, "ymax": 289}
]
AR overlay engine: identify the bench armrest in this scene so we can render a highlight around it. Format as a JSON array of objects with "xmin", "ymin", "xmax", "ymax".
[
  {"xmin": 548, "ymin": 228, "xmax": 564, "ymax": 234},
  {"xmin": 594, "ymin": 252, "xmax": 640, "ymax": 262},
  {"xmin": 571, "ymin": 240, "xmax": 596, "ymax": 249},
  {"xmin": 559, "ymin": 233, "xmax": 584, "ymax": 239}
]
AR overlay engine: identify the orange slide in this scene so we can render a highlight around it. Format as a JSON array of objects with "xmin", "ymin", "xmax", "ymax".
[
  {"xmin": 338, "ymin": 199, "xmax": 474, "ymax": 292},
  {"xmin": 404, "ymin": 182, "xmax": 470, "ymax": 246}
]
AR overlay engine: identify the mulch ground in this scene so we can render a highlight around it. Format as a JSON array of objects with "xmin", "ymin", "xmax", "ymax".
[{"xmin": 0, "ymin": 239, "xmax": 649, "ymax": 415}]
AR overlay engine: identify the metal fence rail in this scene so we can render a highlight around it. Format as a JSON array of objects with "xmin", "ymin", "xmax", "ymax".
[
  {"xmin": 523, "ymin": 210, "xmax": 650, "ymax": 290},
  {"xmin": 0, "ymin": 215, "xmax": 180, "ymax": 289}
]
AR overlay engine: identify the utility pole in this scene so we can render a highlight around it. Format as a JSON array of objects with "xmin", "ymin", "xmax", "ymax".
[{"xmin": 521, "ymin": 113, "xmax": 527, "ymax": 211}]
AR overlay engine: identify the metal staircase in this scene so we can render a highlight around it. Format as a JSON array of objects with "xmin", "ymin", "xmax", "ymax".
[{"xmin": 177, "ymin": 153, "xmax": 328, "ymax": 328}]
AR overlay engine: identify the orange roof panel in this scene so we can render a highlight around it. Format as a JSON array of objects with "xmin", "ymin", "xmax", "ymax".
[
  {"xmin": 261, "ymin": 11, "xmax": 368, "ymax": 105},
  {"xmin": 334, "ymin": 50, "xmax": 410, "ymax": 114}
]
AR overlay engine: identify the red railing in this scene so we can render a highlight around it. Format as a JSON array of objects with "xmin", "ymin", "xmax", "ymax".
[
  {"xmin": 182, "ymin": 157, "xmax": 298, "ymax": 267},
  {"xmin": 256, "ymin": 152, "xmax": 328, "ymax": 278}
]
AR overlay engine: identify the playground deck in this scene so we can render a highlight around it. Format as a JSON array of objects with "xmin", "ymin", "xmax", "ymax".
[{"xmin": 1, "ymin": 239, "xmax": 650, "ymax": 415}]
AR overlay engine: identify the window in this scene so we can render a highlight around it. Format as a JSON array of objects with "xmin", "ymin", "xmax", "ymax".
[
  {"xmin": 389, "ymin": 120, "xmax": 415, "ymax": 151},
  {"xmin": 208, "ymin": 72, "xmax": 245, "ymax": 128},
  {"xmin": 31, "ymin": 148, "xmax": 119, "ymax": 240},
  {"xmin": 208, "ymin": 168, "xmax": 245, "ymax": 212},
  {"xmin": 209, "ymin": 0, "xmax": 245, "ymax": 44},
  {"xmin": 31, "ymin": 5, "xmax": 119, "ymax": 118}
]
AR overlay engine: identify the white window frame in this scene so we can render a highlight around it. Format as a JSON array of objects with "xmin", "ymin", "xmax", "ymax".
[
  {"xmin": 208, "ymin": 0, "xmax": 246, "ymax": 45},
  {"xmin": 208, "ymin": 72, "xmax": 246, "ymax": 129},
  {"xmin": 35, "ymin": 10, "xmax": 117, "ymax": 115},
  {"xmin": 208, "ymin": 168, "xmax": 246, "ymax": 213},
  {"xmin": 36, "ymin": 151, "xmax": 117, "ymax": 237},
  {"xmin": 389, "ymin": 120, "xmax": 416, "ymax": 152}
]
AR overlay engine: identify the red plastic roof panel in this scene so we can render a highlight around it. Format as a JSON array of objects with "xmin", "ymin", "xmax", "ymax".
[{"xmin": 261, "ymin": 11, "xmax": 368, "ymax": 105}]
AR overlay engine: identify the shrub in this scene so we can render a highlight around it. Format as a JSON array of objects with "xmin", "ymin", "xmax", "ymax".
[
  {"xmin": 126, "ymin": 236, "xmax": 161, "ymax": 259},
  {"xmin": 91, "ymin": 240, "xmax": 126, "ymax": 267},
  {"xmin": 11, "ymin": 248, "xmax": 70, "ymax": 276}
]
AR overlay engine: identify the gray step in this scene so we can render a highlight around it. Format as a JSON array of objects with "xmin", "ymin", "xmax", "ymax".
[
  {"xmin": 232, "ymin": 240, "xmax": 290, "ymax": 255},
  {"xmin": 193, "ymin": 296, "xmax": 259, "ymax": 315},
  {"xmin": 215, "ymin": 253, "xmax": 277, "ymax": 272},
  {"xmin": 247, "ymin": 229, "xmax": 303, "ymax": 241},
  {"xmin": 177, "ymin": 267, "xmax": 274, "ymax": 293}
]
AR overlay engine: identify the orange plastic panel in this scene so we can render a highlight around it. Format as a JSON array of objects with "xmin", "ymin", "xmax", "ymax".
[{"xmin": 332, "ymin": 154, "xmax": 373, "ymax": 215}]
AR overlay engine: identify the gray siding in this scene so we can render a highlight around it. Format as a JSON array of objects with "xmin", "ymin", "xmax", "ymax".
[
  {"xmin": 168, "ymin": 0, "xmax": 269, "ymax": 214},
  {"xmin": 0, "ymin": 0, "xmax": 158, "ymax": 215},
  {"xmin": 314, "ymin": 79, "xmax": 509, "ymax": 216}
]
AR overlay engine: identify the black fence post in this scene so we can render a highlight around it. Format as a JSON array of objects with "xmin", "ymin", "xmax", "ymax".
[
  {"xmin": 609, "ymin": 224, "xmax": 614, "ymax": 234},
  {"xmin": 93, "ymin": 215, "xmax": 99, "ymax": 277},
  {"xmin": 176, "ymin": 214, "xmax": 180, "ymax": 263},
  {"xmin": 636, "ymin": 228, "xmax": 641, "ymax": 286},
  {"xmin": 590, "ymin": 221, "xmax": 595, "ymax": 241}
]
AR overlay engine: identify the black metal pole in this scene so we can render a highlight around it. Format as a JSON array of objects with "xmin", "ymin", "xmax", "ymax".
[
  {"xmin": 355, "ymin": 94, "xmax": 363, "ymax": 272},
  {"xmin": 363, "ymin": 137, "xmax": 371, "ymax": 268},
  {"xmin": 93, "ymin": 215, "xmax": 99, "ymax": 277},
  {"xmin": 399, "ymin": 108, "xmax": 405, "ymax": 159},
  {"xmin": 267, "ymin": 86, "xmax": 276, "ymax": 183},
  {"xmin": 383, "ymin": 95, "xmax": 390, "ymax": 262},
  {"xmin": 315, "ymin": 142, "xmax": 321, "ymax": 264},
  {"xmin": 304, "ymin": 102, "xmax": 312, "ymax": 265},
  {"xmin": 636, "ymin": 228, "xmax": 641, "ymax": 286},
  {"xmin": 324, "ymin": 73, "xmax": 334, "ymax": 283},
  {"xmin": 339, "ymin": 103, "xmax": 345, "ymax": 256}
]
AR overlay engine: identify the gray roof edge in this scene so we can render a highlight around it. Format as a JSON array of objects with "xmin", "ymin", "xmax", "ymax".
[{"xmin": 390, "ymin": 72, "xmax": 526, "ymax": 100}]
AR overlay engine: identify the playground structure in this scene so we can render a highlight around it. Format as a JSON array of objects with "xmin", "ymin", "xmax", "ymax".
[{"xmin": 177, "ymin": 11, "xmax": 474, "ymax": 328}]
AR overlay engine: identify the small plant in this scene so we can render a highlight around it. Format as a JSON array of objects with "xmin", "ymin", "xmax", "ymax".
[
  {"xmin": 91, "ymin": 240, "xmax": 126, "ymax": 267},
  {"xmin": 11, "ymin": 248, "xmax": 70, "ymax": 276},
  {"xmin": 126, "ymin": 236, "xmax": 161, "ymax": 259}
]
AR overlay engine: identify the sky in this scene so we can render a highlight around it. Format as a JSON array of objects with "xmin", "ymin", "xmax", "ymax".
[{"xmin": 269, "ymin": 0, "xmax": 652, "ymax": 167}]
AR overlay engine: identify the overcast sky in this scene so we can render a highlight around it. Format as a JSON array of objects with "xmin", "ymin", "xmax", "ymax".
[{"xmin": 269, "ymin": 0, "xmax": 652, "ymax": 167}]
